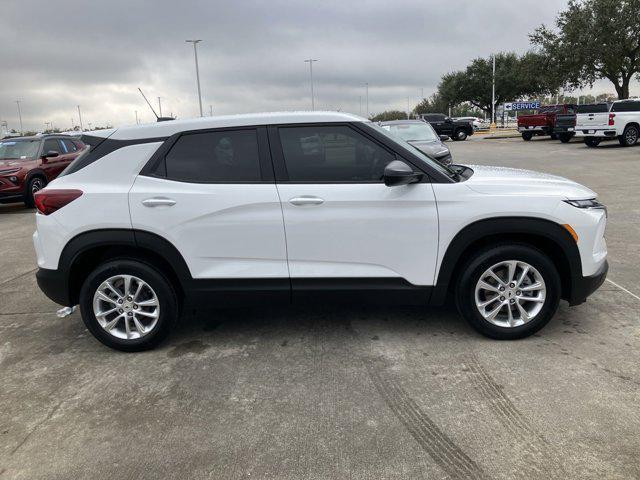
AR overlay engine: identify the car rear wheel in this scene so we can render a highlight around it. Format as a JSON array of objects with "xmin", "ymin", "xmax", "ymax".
[
  {"xmin": 24, "ymin": 176, "xmax": 47, "ymax": 207},
  {"xmin": 454, "ymin": 129, "xmax": 468, "ymax": 141},
  {"xmin": 79, "ymin": 259, "xmax": 179, "ymax": 351},
  {"xmin": 559, "ymin": 133, "xmax": 573, "ymax": 143},
  {"xmin": 521, "ymin": 132, "xmax": 533, "ymax": 141},
  {"xmin": 549, "ymin": 133, "xmax": 558, "ymax": 140},
  {"xmin": 455, "ymin": 244, "xmax": 561, "ymax": 340},
  {"xmin": 584, "ymin": 137, "xmax": 601, "ymax": 148},
  {"xmin": 619, "ymin": 125, "xmax": 639, "ymax": 147}
]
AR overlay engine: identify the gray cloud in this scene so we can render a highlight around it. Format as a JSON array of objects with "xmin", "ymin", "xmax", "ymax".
[{"xmin": 1, "ymin": 0, "xmax": 578, "ymax": 131}]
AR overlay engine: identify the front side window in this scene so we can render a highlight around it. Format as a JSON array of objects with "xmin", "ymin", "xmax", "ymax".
[
  {"xmin": 43, "ymin": 139, "xmax": 60, "ymax": 154},
  {"xmin": 278, "ymin": 126, "xmax": 395, "ymax": 182},
  {"xmin": 165, "ymin": 129, "xmax": 262, "ymax": 183}
]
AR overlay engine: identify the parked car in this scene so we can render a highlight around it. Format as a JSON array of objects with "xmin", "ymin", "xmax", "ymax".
[
  {"xmin": 517, "ymin": 104, "xmax": 577, "ymax": 141},
  {"xmin": 0, "ymin": 134, "xmax": 86, "ymax": 207},
  {"xmin": 379, "ymin": 120, "xmax": 452, "ymax": 165},
  {"xmin": 452, "ymin": 116, "xmax": 486, "ymax": 131},
  {"xmin": 419, "ymin": 113, "xmax": 474, "ymax": 141},
  {"xmin": 33, "ymin": 112, "xmax": 608, "ymax": 351},
  {"xmin": 553, "ymin": 112, "xmax": 577, "ymax": 143},
  {"xmin": 574, "ymin": 99, "xmax": 640, "ymax": 147}
]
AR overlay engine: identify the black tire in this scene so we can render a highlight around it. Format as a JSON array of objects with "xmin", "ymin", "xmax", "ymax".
[
  {"xmin": 79, "ymin": 259, "xmax": 179, "ymax": 351},
  {"xmin": 618, "ymin": 125, "xmax": 639, "ymax": 147},
  {"xmin": 521, "ymin": 132, "xmax": 533, "ymax": 141},
  {"xmin": 584, "ymin": 137, "xmax": 601, "ymax": 148},
  {"xmin": 24, "ymin": 176, "xmax": 47, "ymax": 207},
  {"xmin": 455, "ymin": 244, "xmax": 561, "ymax": 340},
  {"xmin": 453, "ymin": 129, "xmax": 468, "ymax": 141},
  {"xmin": 549, "ymin": 133, "xmax": 558, "ymax": 140},
  {"xmin": 559, "ymin": 133, "xmax": 572, "ymax": 143}
]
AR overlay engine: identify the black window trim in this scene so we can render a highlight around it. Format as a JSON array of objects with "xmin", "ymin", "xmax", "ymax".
[{"xmin": 141, "ymin": 125, "xmax": 274, "ymax": 184}]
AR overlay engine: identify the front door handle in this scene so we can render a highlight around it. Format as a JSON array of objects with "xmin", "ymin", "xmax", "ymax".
[
  {"xmin": 289, "ymin": 196, "xmax": 324, "ymax": 206},
  {"xmin": 142, "ymin": 197, "xmax": 176, "ymax": 207}
]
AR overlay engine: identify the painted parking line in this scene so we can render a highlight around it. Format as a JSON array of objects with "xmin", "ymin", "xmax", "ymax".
[{"xmin": 606, "ymin": 279, "xmax": 640, "ymax": 302}]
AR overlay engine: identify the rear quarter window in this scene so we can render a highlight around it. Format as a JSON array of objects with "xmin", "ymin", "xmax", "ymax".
[{"xmin": 611, "ymin": 101, "xmax": 640, "ymax": 112}]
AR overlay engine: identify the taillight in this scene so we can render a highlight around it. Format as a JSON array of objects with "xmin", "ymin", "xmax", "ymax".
[
  {"xmin": 34, "ymin": 189, "xmax": 83, "ymax": 215},
  {"xmin": 609, "ymin": 113, "xmax": 615, "ymax": 126}
]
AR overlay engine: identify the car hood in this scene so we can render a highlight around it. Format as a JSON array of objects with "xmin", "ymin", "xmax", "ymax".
[
  {"xmin": 0, "ymin": 159, "xmax": 30, "ymax": 170},
  {"xmin": 465, "ymin": 165, "xmax": 597, "ymax": 200},
  {"xmin": 408, "ymin": 140, "xmax": 449, "ymax": 157}
]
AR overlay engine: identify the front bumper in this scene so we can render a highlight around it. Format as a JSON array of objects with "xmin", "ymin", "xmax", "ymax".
[
  {"xmin": 568, "ymin": 260, "xmax": 608, "ymax": 306},
  {"xmin": 36, "ymin": 267, "xmax": 72, "ymax": 306}
]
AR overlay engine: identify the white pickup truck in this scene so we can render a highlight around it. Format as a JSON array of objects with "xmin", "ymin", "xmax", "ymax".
[{"xmin": 574, "ymin": 99, "xmax": 640, "ymax": 147}]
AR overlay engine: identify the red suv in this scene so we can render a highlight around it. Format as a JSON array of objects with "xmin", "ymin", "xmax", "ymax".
[{"xmin": 0, "ymin": 135, "xmax": 86, "ymax": 207}]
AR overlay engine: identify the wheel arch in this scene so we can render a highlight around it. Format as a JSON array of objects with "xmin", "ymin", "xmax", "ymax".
[
  {"xmin": 25, "ymin": 169, "xmax": 47, "ymax": 184},
  {"xmin": 61, "ymin": 229, "xmax": 191, "ymax": 305},
  {"xmin": 431, "ymin": 217, "xmax": 582, "ymax": 305}
]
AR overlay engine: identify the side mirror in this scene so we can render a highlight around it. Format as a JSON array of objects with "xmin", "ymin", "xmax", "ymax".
[
  {"xmin": 384, "ymin": 160, "xmax": 423, "ymax": 187},
  {"xmin": 439, "ymin": 134, "xmax": 449, "ymax": 141},
  {"xmin": 42, "ymin": 150, "xmax": 59, "ymax": 160}
]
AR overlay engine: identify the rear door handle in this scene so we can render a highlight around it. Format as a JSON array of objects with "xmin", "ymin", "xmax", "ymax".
[
  {"xmin": 142, "ymin": 197, "xmax": 176, "ymax": 207},
  {"xmin": 289, "ymin": 196, "xmax": 324, "ymax": 206}
]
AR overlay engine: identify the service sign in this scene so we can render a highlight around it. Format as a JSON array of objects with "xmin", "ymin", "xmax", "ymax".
[{"xmin": 504, "ymin": 101, "xmax": 540, "ymax": 111}]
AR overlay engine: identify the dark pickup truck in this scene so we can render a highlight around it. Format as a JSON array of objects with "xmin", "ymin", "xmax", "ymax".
[
  {"xmin": 517, "ymin": 104, "xmax": 577, "ymax": 141},
  {"xmin": 419, "ymin": 114, "xmax": 474, "ymax": 141}
]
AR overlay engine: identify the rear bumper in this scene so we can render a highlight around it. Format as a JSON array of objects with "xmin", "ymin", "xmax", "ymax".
[
  {"xmin": 568, "ymin": 260, "xmax": 608, "ymax": 306},
  {"xmin": 574, "ymin": 129, "xmax": 618, "ymax": 138},
  {"xmin": 518, "ymin": 126, "xmax": 549, "ymax": 132},
  {"xmin": 36, "ymin": 267, "xmax": 72, "ymax": 306}
]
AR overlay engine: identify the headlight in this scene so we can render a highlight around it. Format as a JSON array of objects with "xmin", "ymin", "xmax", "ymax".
[
  {"xmin": 0, "ymin": 167, "xmax": 20, "ymax": 175},
  {"xmin": 564, "ymin": 198, "xmax": 607, "ymax": 216}
]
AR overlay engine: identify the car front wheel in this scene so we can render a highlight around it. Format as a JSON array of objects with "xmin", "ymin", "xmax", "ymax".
[
  {"xmin": 454, "ymin": 129, "xmax": 468, "ymax": 141},
  {"xmin": 79, "ymin": 259, "xmax": 179, "ymax": 351},
  {"xmin": 456, "ymin": 244, "xmax": 561, "ymax": 340},
  {"xmin": 25, "ymin": 176, "xmax": 47, "ymax": 207}
]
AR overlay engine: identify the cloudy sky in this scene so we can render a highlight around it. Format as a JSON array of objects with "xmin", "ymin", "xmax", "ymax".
[{"xmin": 0, "ymin": 0, "xmax": 620, "ymax": 132}]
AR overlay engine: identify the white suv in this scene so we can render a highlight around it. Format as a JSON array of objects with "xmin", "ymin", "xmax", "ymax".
[
  {"xmin": 33, "ymin": 112, "xmax": 608, "ymax": 351},
  {"xmin": 574, "ymin": 99, "xmax": 640, "ymax": 147}
]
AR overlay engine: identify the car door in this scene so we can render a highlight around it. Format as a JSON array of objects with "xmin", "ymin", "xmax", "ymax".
[
  {"xmin": 270, "ymin": 123, "xmax": 439, "ymax": 303},
  {"xmin": 129, "ymin": 126, "xmax": 289, "ymax": 303},
  {"xmin": 39, "ymin": 138, "xmax": 65, "ymax": 180}
]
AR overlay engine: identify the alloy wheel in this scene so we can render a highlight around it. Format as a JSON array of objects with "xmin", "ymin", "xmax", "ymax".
[
  {"xmin": 474, "ymin": 260, "xmax": 546, "ymax": 328},
  {"xmin": 92, "ymin": 274, "xmax": 160, "ymax": 340}
]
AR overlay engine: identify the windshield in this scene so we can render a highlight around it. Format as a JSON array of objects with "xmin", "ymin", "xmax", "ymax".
[
  {"xmin": 370, "ymin": 123, "xmax": 458, "ymax": 180},
  {"xmin": 538, "ymin": 106, "xmax": 563, "ymax": 114},
  {"xmin": 382, "ymin": 122, "xmax": 438, "ymax": 142},
  {"xmin": 0, "ymin": 139, "xmax": 40, "ymax": 160}
]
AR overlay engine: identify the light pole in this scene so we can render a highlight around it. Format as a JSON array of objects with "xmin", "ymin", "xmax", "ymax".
[
  {"xmin": 209, "ymin": 105, "xmax": 213, "ymax": 116},
  {"xmin": 365, "ymin": 83, "xmax": 369, "ymax": 118},
  {"xmin": 15, "ymin": 101, "xmax": 23, "ymax": 135},
  {"xmin": 491, "ymin": 54, "xmax": 496, "ymax": 127},
  {"xmin": 158, "ymin": 97, "xmax": 162, "ymax": 117},
  {"xmin": 407, "ymin": 97, "xmax": 410, "ymax": 119},
  {"xmin": 359, "ymin": 96, "xmax": 362, "ymax": 116},
  {"xmin": 135, "ymin": 110, "xmax": 139, "ymax": 125},
  {"xmin": 186, "ymin": 40, "xmax": 204, "ymax": 117},
  {"xmin": 77, "ymin": 105, "xmax": 84, "ymax": 131},
  {"xmin": 304, "ymin": 59, "xmax": 318, "ymax": 110}
]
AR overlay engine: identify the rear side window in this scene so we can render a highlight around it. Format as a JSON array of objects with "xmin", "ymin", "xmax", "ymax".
[
  {"xmin": 278, "ymin": 125, "xmax": 395, "ymax": 182},
  {"xmin": 165, "ymin": 129, "xmax": 261, "ymax": 183},
  {"xmin": 577, "ymin": 104, "xmax": 609, "ymax": 114},
  {"xmin": 611, "ymin": 101, "xmax": 640, "ymax": 112}
]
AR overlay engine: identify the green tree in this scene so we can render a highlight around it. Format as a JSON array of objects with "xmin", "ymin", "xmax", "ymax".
[
  {"xmin": 530, "ymin": 0, "xmax": 640, "ymax": 99},
  {"xmin": 369, "ymin": 110, "xmax": 408, "ymax": 122},
  {"xmin": 413, "ymin": 93, "xmax": 450, "ymax": 115},
  {"xmin": 432, "ymin": 52, "xmax": 560, "ymax": 115}
]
